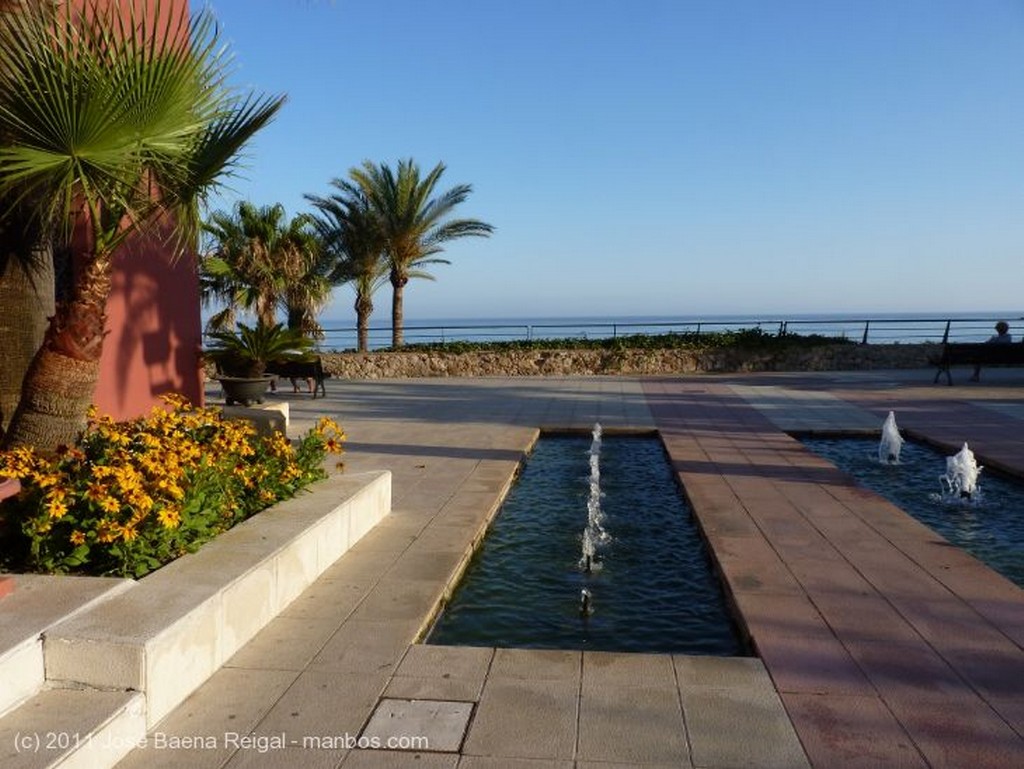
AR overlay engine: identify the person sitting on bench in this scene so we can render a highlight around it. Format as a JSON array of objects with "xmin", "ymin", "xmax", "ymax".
[{"xmin": 969, "ymin": 321, "xmax": 1012, "ymax": 381}]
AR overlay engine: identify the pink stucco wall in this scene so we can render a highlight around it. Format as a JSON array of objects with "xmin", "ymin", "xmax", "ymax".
[
  {"xmin": 93, "ymin": 234, "xmax": 204, "ymax": 420},
  {"xmin": 88, "ymin": 0, "xmax": 204, "ymax": 420}
]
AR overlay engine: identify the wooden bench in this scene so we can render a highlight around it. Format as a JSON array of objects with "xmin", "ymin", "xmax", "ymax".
[
  {"xmin": 931, "ymin": 342, "xmax": 1024, "ymax": 384},
  {"xmin": 265, "ymin": 357, "xmax": 328, "ymax": 398}
]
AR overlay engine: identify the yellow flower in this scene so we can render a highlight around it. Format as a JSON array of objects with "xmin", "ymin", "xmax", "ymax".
[
  {"xmin": 46, "ymin": 497, "xmax": 69, "ymax": 519},
  {"xmin": 280, "ymin": 466, "xmax": 303, "ymax": 483},
  {"xmin": 96, "ymin": 521, "xmax": 118, "ymax": 543},
  {"xmin": 31, "ymin": 470, "xmax": 61, "ymax": 489},
  {"xmin": 69, "ymin": 530, "xmax": 86, "ymax": 546},
  {"xmin": 98, "ymin": 495, "xmax": 121, "ymax": 514},
  {"xmin": 129, "ymin": 491, "xmax": 154, "ymax": 514},
  {"xmin": 157, "ymin": 507, "xmax": 181, "ymax": 529}
]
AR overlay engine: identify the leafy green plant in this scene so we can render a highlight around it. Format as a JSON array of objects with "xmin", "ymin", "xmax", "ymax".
[
  {"xmin": 0, "ymin": 396, "xmax": 345, "ymax": 577},
  {"xmin": 380, "ymin": 328, "xmax": 852, "ymax": 355},
  {"xmin": 206, "ymin": 321, "xmax": 316, "ymax": 377}
]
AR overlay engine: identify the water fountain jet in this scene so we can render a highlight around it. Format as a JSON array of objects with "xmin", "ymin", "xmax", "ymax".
[
  {"xmin": 879, "ymin": 411, "xmax": 904, "ymax": 464},
  {"xmin": 579, "ymin": 423, "xmax": 608, "ymax": 571},
  {"xmin": 941, "ymin": 442, "xmax": 982, "ymax": 499}
]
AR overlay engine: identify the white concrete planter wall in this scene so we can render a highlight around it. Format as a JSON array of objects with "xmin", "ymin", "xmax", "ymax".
[{"xmin": 43, "ymin": 470, "xmax": 391, "ymax": 729}]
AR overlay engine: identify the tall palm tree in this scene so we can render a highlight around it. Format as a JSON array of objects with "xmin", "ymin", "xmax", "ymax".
[
  {"xmin": 0, "ymin": 0, "xmax": 284, "ymax": 450},
  {"xmin": 307, "ymin": 181, "xmax": 389, "ymax": 352},
  {"xmin": 201, "ymin": 202, "xmax": 329, "ymax": 338},
  {"xmin": 348, "ymin": 159, "xmax": 494, "ymax": 347}
]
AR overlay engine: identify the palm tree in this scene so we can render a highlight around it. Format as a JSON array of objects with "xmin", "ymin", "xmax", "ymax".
[
  {"xmin": 307, "ymin": 181, "xmax": 389, "ymax": 352},
  {"xmin": 0, "ymin": 208, "xmax": 54, "ymax": 437},
  {"xmin": 0, "ymin": 1, "xmax": 284, "ymax": 450},
  {"xmin": 347, "ymin": 159, "xmax": 494, "ymax": 347},
  {"xmin": 202, "ymin": 202, "xmax": 293, "ymax": 330},
  {"xmin": 279, "ymin": 215, "xmax": 332, "ymax": 340},
  {"xmin": 202, "ymin": 202, "xmax": 330, "ymax": 338}
]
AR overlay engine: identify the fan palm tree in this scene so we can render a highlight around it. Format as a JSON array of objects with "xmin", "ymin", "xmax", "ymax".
[
  {"xmin": 347, "ymin": 159, "xmax": 494, "ymax": 348},
  {"xmin": 0, "ymin": 0, "xmax": 284, "ymax": 450},
  {"xmin": 307, "ymin": 181, "xmax": 389, "ymax": 352}
]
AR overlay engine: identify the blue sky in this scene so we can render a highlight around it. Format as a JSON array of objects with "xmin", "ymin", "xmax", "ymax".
[{"xmin": 206, "ymin": 0, "xmax": 1024, "ymax": 321}]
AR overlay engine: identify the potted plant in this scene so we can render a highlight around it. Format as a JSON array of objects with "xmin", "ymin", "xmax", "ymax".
[{"xmin": 206, "ymin": 321, "xmax": 315, "ymax": 405}]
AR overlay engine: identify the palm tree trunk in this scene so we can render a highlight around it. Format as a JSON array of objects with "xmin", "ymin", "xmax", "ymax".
[
  {"xmin": 390, "ymin": 271, "xmax": 406, "ymax": 348},
  {"xmin": 0, "ymin": 242, "xmax": 54, "ymax": 440},
  {"xmin": 355, "ymin": 293, "xmax": 373, "ymax": 352},
  {"xmin": 2, "ymin": 255, "xmax": 111, "ymax": 451}
]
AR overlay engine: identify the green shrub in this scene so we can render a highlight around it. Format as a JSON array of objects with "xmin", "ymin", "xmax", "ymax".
[{"xmin": 382, "ymin": 328, "xmax": 851, "ymax": 354}]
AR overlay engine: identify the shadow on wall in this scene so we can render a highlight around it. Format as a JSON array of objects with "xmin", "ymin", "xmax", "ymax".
[{"xmin": 97, "ymin": 228, "xmax": 203, "ymax": 420}]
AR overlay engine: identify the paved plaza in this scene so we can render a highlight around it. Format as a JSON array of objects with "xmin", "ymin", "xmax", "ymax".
[{"xmin": 92, "ymin": 370, "xmax": 1024, "ymax": 766}]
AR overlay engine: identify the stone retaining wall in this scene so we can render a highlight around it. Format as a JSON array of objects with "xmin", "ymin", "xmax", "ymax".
[{"xmin": 318, "ymin": 343, "xmax": 937, "ymax": 380}]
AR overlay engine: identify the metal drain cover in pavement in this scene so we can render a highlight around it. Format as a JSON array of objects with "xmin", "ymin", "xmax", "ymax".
[{"xmin": 361, "ymin": 698, "xmax": 473, "ymax": 753}]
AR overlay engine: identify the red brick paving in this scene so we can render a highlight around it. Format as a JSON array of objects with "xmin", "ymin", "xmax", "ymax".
[{"xmin": 643, "ymin": 377, "xmax": 1024, "ymax": 769}]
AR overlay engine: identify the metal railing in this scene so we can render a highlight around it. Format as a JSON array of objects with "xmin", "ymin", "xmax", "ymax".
[{"xmin": 311, "ymin": 316, "xmax": 1023, "ymax": 352}]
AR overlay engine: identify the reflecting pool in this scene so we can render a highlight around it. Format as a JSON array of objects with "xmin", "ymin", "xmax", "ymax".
[{"xmin": 428, "ymin": 433, "xmax": 745, "ymax": 655}]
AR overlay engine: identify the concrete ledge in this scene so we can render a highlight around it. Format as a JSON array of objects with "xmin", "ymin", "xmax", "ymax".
[
  {"xmin": 221, "ymin": 401, "xmax": 289, "ymax": 435},
  {"xmin": 0, "ymin": 576, "xmax": 131, "ymax": 718},
  {"xmin": 44, "ymin": 470, "xmax": 391, "ymax": 727},
  {"xmin": 0, "ymin": 689, "xmax": 145, "ymax": 769}
]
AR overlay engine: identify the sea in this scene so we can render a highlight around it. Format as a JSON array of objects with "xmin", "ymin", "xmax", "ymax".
[{"xmin": 312, "ymin": 311, "xmax": 1024, "ymax": 351}]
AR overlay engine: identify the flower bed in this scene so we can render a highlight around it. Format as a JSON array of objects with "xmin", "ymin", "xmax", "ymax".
[{"xmin": 0, "ymin": 395, "xmax": 344, "ymax": 577}]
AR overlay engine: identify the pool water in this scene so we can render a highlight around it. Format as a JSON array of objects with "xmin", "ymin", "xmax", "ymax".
[
  {"xmin": 427, "ymin": 434, "xmax": 745, "ymax": 655},
  {"xmin": 802, "ymin": 437, "xmax": 1024, "ymax": 587}
]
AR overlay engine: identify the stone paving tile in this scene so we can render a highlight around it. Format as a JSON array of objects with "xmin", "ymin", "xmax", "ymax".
[
  {"xmin": 577, "ymin": 684, "xmax": 691, "ymax": 766},
  {"xmin": 342, "ymin": 750, "xmax": 457, "ymax": 768},
  {"xmin": 459, "ymin": 758, "xmax": 572, "ymax": 768},
  {"xmin": 223, "ymin": 746, "xmax": 347, "ymax": 769},
  {"xmin": 384, "ymin": 645, "xmax": 493, "ymax": 702},
  {"xmin": 309, "ymin": 618, "xmax": 423, "ymax": 676},
  {"xmin": 680, "ymin": 683, "xmax": 809, "ymax": 769},
  {"xmin": 673, "ymin": 655, "xmax": 775, "ymax": 690},
  {"xmin": 461, "ymin": 677, "xmax": 579, "ymax": 761},
  {"xmin": 381, "ymin": 548, "xmax": 468, "ymax": 584},
  {"xmin": 754, "ymin": 632, "xmax": 876, "ymax": 697},
  {"xmin": 396, "ymin": 644, "xmax": 494, "ymax": 680},
  {"xmin": 810, "ymin": 592, "xmax": 922, "ymax": 643},
  {"xmin": 277, "ymin": 574, "xmax": 377, "ymax": 622},
  {"xmin": 114, "ymin": 667, "xmax": 299, "ymax": 769},
  {"xmin": 361, "ymin": 698, "xmax": 473, "ymax": 753},
  {"xmin": 844, "ymin": 638, "xmax": 989, "ymax": 704},
  {"xmin": 345, "ymin": 578, "xmax": 444, "ymax": 625},
  {"xmin": 383, "ymin": 675, "xmax": 483, "ymax": 703},
  {"xmin": 783, "ymin": 693, "xmax": 928, "ymax": 769},
  {"xmin": 581, "ymin": 651, "xmax": 677, "ymax": 691},
  {"xmin": 729, "ymin": 592, "xmax": 835, "ymax": 641},
  {"xmin": 224, "ymin": 614, "xmax": 345, "ymax": 672},
  {"xmin": 488, "ymin": 648, "xmax": 582, "ymax": 681},
  {"xmin": 882, "ymin": 697, "xmax": 1023, "ymax": 769},
  {"xmin": 785, "ymin": 554, "xmax": 881, "ymax": 595},
  {"xmin": 706, "ymin": 534, "xmax": 804, "ymax": 595},
  {"xmin": 255, "ymin": 670, "xmax": 388, "ymax": 740}
]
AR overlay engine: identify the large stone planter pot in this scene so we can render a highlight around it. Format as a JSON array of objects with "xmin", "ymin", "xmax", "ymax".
[{"xmin": 216, "ymin": 375, "xmax": 274, "ymax": 406}]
